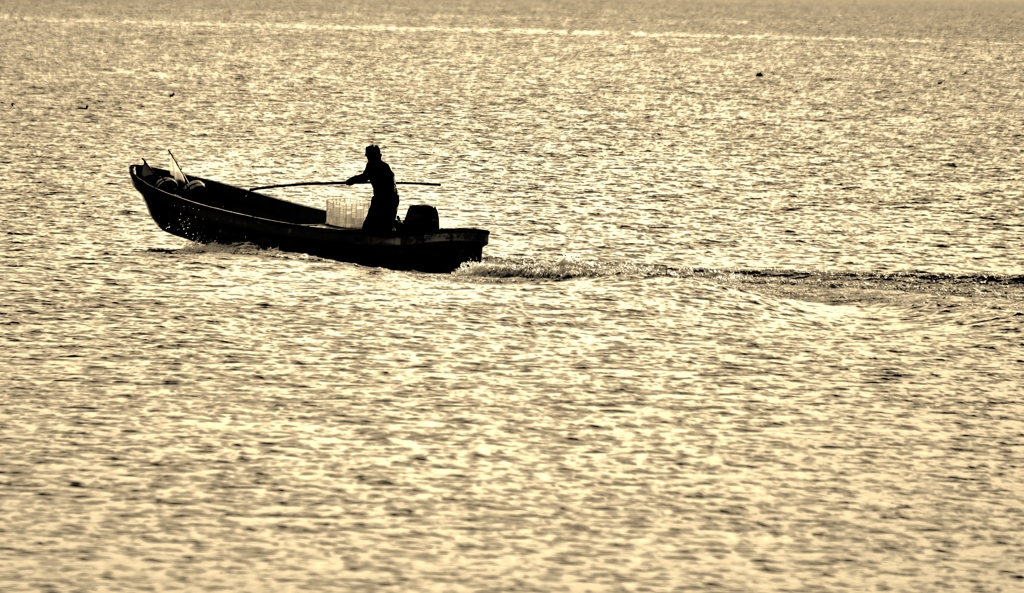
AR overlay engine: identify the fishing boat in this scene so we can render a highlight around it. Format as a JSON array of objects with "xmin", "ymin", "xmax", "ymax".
[{"xmin": 129, "ymin": 161, "xmax": 489, "ymax": 273}]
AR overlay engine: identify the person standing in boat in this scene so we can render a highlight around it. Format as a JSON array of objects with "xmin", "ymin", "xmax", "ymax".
[{"xmin": 345, "ymin": 145, "xmax": 400, "ymax": 232}]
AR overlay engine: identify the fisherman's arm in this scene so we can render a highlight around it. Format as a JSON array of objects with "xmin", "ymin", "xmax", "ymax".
[{"xmin": 345, "ymin": 164, "xmax": 372, "ymax": 185}]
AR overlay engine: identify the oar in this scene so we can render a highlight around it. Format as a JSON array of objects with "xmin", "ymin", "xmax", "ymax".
[{"xmin": 249, "ymin": 181, "xmax": 441, "ymax": 192}]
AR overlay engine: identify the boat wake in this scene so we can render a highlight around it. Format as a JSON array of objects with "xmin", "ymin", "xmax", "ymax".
[
  {"xmin": 456, "ymin": 256, "xmax": 1024, "ymax": 303},
  {"xmin": 454, "ymin": 255, "xmax": 680, "ymax": 280},
  {"xmin": 700, "ymin": 268, "xmax": 1024, "ymax": 304},
  {"xmin": 179, "ymin": 241, "xmax": 278, "ymax": 256}
]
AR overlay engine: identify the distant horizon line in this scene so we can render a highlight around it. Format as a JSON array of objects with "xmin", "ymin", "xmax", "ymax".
[{"xmin": 3, "ymin": 13, "xmax": 1016, "ymax": 46}]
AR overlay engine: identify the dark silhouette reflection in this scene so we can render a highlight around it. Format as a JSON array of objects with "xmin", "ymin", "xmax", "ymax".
[{"xmin": 345, "ymin": 145, "xmax": 401, "ymax": 232}]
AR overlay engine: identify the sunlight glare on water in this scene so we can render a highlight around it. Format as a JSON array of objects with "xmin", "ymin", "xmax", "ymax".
[{"xmin": 1, "ymin": 1, "xmax": 1023, "ymax": 591}]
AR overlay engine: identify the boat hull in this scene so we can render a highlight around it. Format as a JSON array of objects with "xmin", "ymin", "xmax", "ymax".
[{"xmin": 130, "ymin": 165, "xmax": 488, "ymax": 272}]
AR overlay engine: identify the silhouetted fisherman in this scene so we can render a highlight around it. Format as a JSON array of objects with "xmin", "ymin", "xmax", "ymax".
[{"xmin": 345, "ymin": 145, "xmax": 400, "ymax": 232}]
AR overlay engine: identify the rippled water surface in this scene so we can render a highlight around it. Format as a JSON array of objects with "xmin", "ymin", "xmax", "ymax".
[{"xmin": 2, "ymin": 1, "xmax": 1023, "ymax": 591}]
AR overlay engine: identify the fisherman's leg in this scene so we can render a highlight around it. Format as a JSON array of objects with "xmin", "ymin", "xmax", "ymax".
[
  {"xmin": 380, "ymin": 194, "xmax": 399, "ymax": 222},
  {"xmin": 362, "ymin": 194, "xmax": 399, "ymax": 232}
]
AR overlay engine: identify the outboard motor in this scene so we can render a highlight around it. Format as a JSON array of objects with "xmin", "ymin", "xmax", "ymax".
[{"xmin": 404, "ymin": 205, "xmax": 439, "ymax": 233}]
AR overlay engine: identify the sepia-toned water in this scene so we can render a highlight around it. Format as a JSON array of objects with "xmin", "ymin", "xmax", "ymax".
[{"xmin": 2, "ymin": 1, "xmax": 1023, "ymax": 590}]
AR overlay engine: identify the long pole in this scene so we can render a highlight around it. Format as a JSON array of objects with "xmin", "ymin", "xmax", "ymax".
[{"xmin": 249, "ymin": 181, "xmax": 441, "ymax": 192}]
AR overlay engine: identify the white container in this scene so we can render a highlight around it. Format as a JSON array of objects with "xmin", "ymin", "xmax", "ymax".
[{"xmin": 326, "ymin": 197, "xmax": 369, "ymax": 228}]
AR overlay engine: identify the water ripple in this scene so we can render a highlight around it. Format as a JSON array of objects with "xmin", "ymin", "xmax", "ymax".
[{"xmin": 2, "ymin": 2, "xmax": 1023, "ymax": 592}]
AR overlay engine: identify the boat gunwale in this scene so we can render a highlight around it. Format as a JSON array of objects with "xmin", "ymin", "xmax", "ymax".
[
  {"xmin": 130, "ymin": 165, "xmax": 488, "ymax": 241},
  {"xmin": 132, "ymin": 164, "xmax": 331, "ymax": 228}
]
